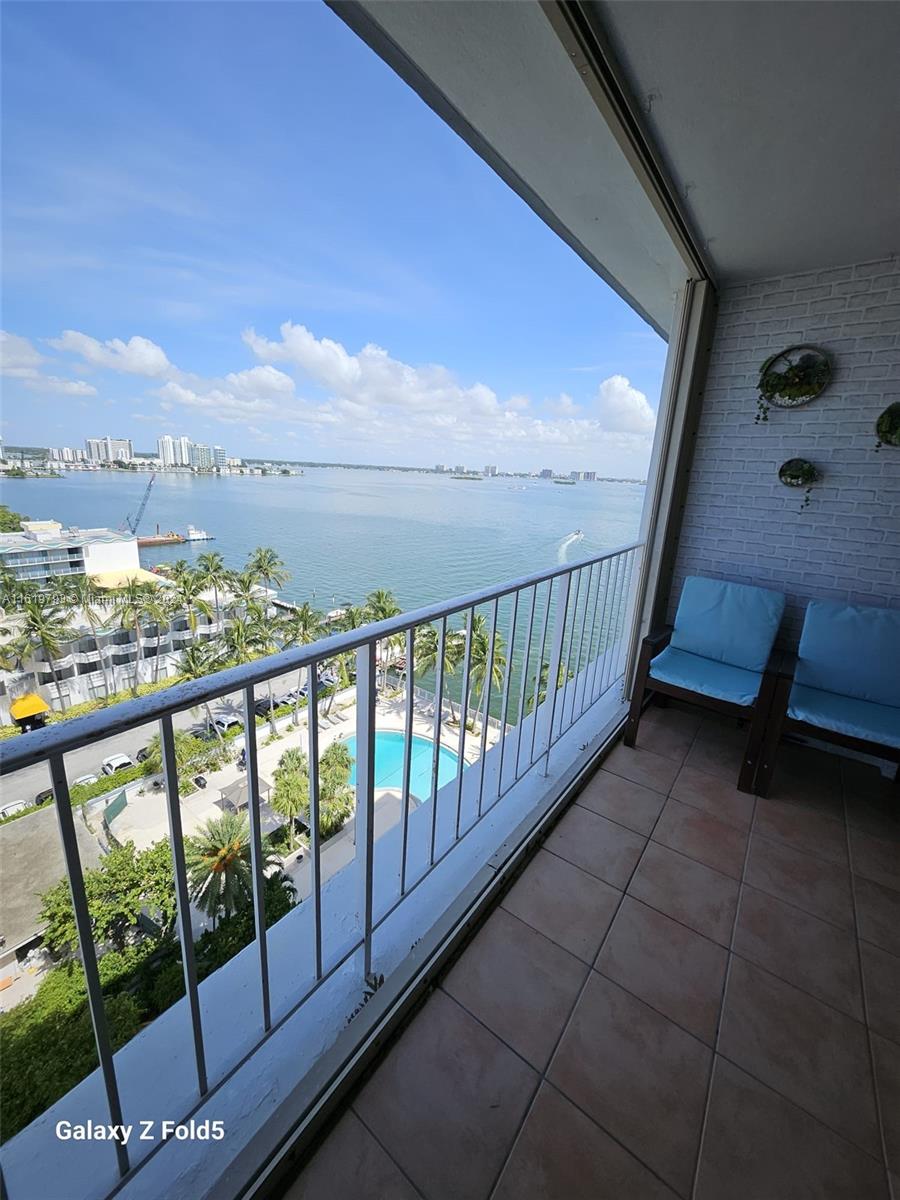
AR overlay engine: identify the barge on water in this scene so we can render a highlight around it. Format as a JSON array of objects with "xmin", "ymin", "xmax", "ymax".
[{"xmin": 136, "ymin": 523, "xmax": 215, "ymax": 547}]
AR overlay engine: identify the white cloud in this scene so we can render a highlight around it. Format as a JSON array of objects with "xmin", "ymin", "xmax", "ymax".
[
  {"xmin": 48, "ymin": 330, "xmax": 173, "ymax": 377},
  {"xmin": 26, "ymin": 375, "xmax": 98, "ymax": 396},
  {"xmin": 594, "ymin": 374, "xmax": 656, "ymax": 436},
  {"xmin": 1, "ymin": 330, "xmax": 97, "ymax": 395},
  {"xmin": 1, "ymin": 331, "xmax": 43, "ymax": 378}
]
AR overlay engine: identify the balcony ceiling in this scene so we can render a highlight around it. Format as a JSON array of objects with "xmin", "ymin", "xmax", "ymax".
[
  {"xmin": 340, "ymin": 0, "xmax": 696, "ymax": 336},
  {"xmin": 594, "ymin": 0, "xmax": 900, "ymax": 280}
]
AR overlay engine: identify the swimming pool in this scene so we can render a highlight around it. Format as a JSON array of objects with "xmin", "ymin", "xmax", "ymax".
[{"xmin": 345, "ymin": 731, "xmax": 460, "ymax": 801}]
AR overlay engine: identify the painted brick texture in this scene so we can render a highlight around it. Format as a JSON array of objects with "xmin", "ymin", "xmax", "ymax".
[{"xmin": 671, "ymin": 256, "xmax": 900, "ymax": 646}]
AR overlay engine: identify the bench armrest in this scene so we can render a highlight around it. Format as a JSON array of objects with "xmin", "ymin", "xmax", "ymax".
[
  {"xmin": 643, "ymin": 626, "xmax": 673, "ymax": 652},
  {"xmin": 766, "ymin": 648, "xmax": 796, "ymax": 680}
]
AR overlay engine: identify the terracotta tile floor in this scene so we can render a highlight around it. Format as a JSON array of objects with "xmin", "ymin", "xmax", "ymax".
[{"xmin": 285, "ymin": 705, "xmax": 899, "ymax": 1200}]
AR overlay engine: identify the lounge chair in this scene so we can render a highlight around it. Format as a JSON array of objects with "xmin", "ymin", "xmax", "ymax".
[
  {"xmin": 624, "ymin": 575, "xmax": 786, "ymax": 793},
  {"xmin": 755, "ymin": 600, "xmax": 900, "ymax": 795}
]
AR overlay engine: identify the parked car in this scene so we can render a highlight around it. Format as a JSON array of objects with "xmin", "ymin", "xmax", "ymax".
[
  {"xmin": 72, "ymin": 773, "xmax": 99, "ymax": 787},
  {"xmin": 253, "ymin": 695, "xmax": 289, "ymax": 717},
  {"xmin": 135, "ymin": 746, "xmax": 151, "ymax": 763},
  {"xmin": 1, "ymin": 799, "xmax": 29, "ymax": 820},
  {"xmin": 208, "ymin": 715, "xmax": 243, "ymax": 736},
  {"xmin": 101, "ymin": 753, "xmax": 134, "ymax": 776},
  {"xmin": 34, "ymin": 788, "xmax": 54, "ymax": 806}
]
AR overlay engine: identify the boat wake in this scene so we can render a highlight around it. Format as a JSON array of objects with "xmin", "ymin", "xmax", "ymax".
[{"xmin": 557, "ymin": 530, "xmax": 585, "ymax": 563}]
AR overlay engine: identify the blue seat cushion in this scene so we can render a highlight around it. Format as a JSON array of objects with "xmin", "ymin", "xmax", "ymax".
[
  {"xmin": 788, "ymin": 684, "xmax": 900, "ymax": 750},
  {"xmin": 670, "ymin": 576, "xmax": 785, "ymax": 673},
  {"xmin": 649, "ymin": 646, "xmax": 762, "ymax": 707},
  {"xmin": 794, "ymin": 600, "xmax": 900, "ymax": 708}
]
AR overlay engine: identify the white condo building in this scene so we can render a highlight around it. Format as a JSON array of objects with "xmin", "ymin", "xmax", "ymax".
[
  {"xmin": 157, "ymin": 434, "xmax": 176, "ymax": 466},
  {"xmin": 84, "ymin": 436, "xmax": 133, "ymax": 463}
]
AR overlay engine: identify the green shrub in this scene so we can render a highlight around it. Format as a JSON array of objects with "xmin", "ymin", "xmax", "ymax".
[{"xmin": 0, "ymin": 967, "xmax": 141, "ymax": 1141}]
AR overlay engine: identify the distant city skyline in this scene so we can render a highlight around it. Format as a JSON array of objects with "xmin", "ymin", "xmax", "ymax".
[{"xmin": 0, "ymin": 3, "xmax": 666, "ymax": 475}]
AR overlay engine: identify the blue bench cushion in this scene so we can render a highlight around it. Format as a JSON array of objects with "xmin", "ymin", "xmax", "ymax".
[
  {"xmin": 794, "ymin": 600, "xmax": 900, "ymax": 708},
  {"xmin": 670, "ymin": 576, "xmax": 785, "ymax": 673},
  {"xmin": 788, "ymin": 684, "xmax": 900, "ymax": 750},
  {"xmin": 650, "ymin": 646, "xmax": 762, "ymax": 707}
]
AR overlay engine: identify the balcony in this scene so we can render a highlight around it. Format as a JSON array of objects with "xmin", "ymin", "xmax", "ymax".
[
  {"xmin": 0, "ymin": 544, "xmax": 643, "ymax": 1200},
  {"xmin": 287, "ymin": 704, "xmax": 899, "ymax": 1199}
]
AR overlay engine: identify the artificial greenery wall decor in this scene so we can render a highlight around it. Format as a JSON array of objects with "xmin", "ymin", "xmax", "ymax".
[
  {"xmin": 756, "ymin": 345, "xmax": 831, "ymax": 422},
  {"xmin": 778, "ymin": 458, "xmax": 820, "ymax": 510},
  {"xmin": 875, "ymin": 402, "xmax": 900, "ymax": 449}
]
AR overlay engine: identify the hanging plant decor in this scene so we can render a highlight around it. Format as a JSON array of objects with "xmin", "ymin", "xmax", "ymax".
[
  {"xmin": 875, "ymin": 402, "xmax": 900, "ymax": 449},
  {"xmin": 779, "ymin": 457, "xmax": 820, "ymax": 510},
  {"xmin": 756, "ymin": 344, "xmax": 831, "ymax": 422}
]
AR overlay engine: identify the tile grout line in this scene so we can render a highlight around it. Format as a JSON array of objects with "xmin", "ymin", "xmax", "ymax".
[
  {"xmin": 688, "ymin": 764, "xmax": 760, "ymax": 1200},
  {"xmin": 483, "ymin": 730, "xmax": 698, "ymax": 1200},
  {"xmin": 841, "ymin": 763, "xmax": 895, "ymax": 1198},
  {"xmin": 349, "ymin": 1105, "xmax": 430, "ymax": 1199}
]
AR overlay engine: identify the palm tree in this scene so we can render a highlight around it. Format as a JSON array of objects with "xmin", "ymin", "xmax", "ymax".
[
  {"xmin": 317, "ymin": 741, "xmax": 355, "ymax": 837},
  {"xmin": 414, "ymin": 622, "xmax": 465, "ymax": 722},
  {"xmin": 365, "ymin": 588, "xmax": 403, "ymax": 686},
  {"xmin": 229, "ymin": 568, "xmax": 261, "ymax": 615},
  {"xmin": 246, "ymin": 547, "xmax": 288, "ymax": 609},
  {"xmin": 196, "ymin": 551, "xmax": 228, "ymax": 629},
  {"xmin": 246, "ymin": 604, "xmax": 281, "ymax": 736},
  {"xmin": 179, "ymin": 642, "xmax": 227, "ymax": 748},
  {"xmin": 170, "ymin": 570, "xmax": 213, "ymax": 638},
  {"xmin": 271, "ymin": 747, "xmax": 310, "ymax": 849},
  {"xmin": 112, "ymin": 580, "xmax": 155, "ymax": 696},
  {"xmin": 184, "ymin": 812, "xmax": 277, "ymax": 927},
  {"xmin": 144, "ymin": 589, "xmax": 178, "ymax": 683},
  {"xmin": 18, "ymin": 595, "xmax": 76, "ymax": 710},
  {"xmin": 338, "ymin": 604, "xmax": 367, "ymax": 633},
  {"xmin": 56, "ymin": 575, "xmax": 115, "ymax": 701},
  {"xmin": 467, "ymin": 614, "xmax": 507, "ymax": 732},
  {"xmin": 279, "ymin": 602, "xmax": 326, "ymax": 725}
]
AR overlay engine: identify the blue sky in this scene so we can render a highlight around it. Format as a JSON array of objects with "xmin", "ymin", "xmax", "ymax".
[{"xmin": 0, "ymin": 1, "xmax": 667, "ymax": 473}]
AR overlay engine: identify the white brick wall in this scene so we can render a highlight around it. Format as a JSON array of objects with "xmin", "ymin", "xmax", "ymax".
[{"xmin": 671, "ymin": 255, "xmax": 900, "ymax": 646}]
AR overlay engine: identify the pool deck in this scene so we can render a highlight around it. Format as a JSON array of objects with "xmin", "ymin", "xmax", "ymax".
[{"xmin": 107, "ymin": 687, "xmax": 503, "ymax": 854}]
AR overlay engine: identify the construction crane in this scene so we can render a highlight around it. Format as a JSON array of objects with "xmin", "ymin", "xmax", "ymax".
[{"xmin": 122, "ymin": 473, "xmax": 156, "ymax": 535}]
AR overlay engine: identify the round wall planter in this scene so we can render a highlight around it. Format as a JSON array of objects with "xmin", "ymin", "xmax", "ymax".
[
  {"xmin": 756, "ymin": 345, "xmax": 831, "ymax": 422},
  {"xmin": 779, "ymin": 458, "xmax": 820, "ymax": 510},
  {"xmin": 875, "ymin": 402, "xmax": 900, "ymax": 449}
]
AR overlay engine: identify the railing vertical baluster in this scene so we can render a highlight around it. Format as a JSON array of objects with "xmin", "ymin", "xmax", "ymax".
[
  {"xmin": 597, "ymin": 551, "xmax": 623, "ymax": 700},
  {"xmin": 514, "ymin": 585, "xmax": 538, "ymax": 779},
  {"xmin": 355, "ymin": 644, "xmax": 377, "ymax": 982},
  {"xmin": 495, "ymin": 591, "xmax": 518, "ymax": 803},
  {"xmin": 558, "ymin": 566, "xmax": 583, "ymax": 737},
  {"xmin": 48, "ymin": 753, "xmax": 130, "ymax": 1178},
  {"xmin": 476, "ymin": 598, "xmax": 499, "ymax": 817},
  {"xmin": 619, "ymin": 548, "xmax": 639, "ymax": 680},
  {"xmin": 160, "ymin": 714, "xmax": 207, "ymax": 1096},
  {"xmin": 454, "ymin": 608, "xmax": 474, "ymax": 840},
  {"xmin": 569, "ymin": 562, "xmax": 594, "ymax": 725},
  {"xmin": 429, "ymin": 618, "xmax": 447, "ymax": 865},
  {"xmin": 540, "ymin": 574, "xmax": 571, "ymax": 774},
  {"xmin": 587, "ymin": 558, "xmax": 610, "ymax": 704},
  {"xmin": 400, "ymin": 627, "xmax": 414, "ymax": 895},
  {"xmin": 242, "ymin": 688, "xmax": 271, "ymax": 1032},
  {"xmin": 602, "ymin": 551, "xmax": 628, "ymax": 695},
  {"xmin": 528, "ymin": 580, "xmax": 552, "ymax": 766},
  {"xmin": 306, "ymin": 667, "xmax": 323, "ymax": 979},
  {"xmin": 581, "ymin": 559, "xmax": 603, "ymax": 717}
]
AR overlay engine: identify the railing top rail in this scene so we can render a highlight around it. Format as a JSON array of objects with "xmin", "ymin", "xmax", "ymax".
[{"xmin": 0, "ymin": 541, "xmax": 642, "ymax": 774}]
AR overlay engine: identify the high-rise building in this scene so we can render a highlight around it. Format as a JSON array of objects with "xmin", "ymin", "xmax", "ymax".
[
  {"xmin": 176, "ymin": 435, "xmax": 192, "ymax": 466},
  {"xmin": 189, "ymin": 443, "xmax": 215, "ymax": 470},
  {"xmin": 213, "ymin": 445, "xmax": 227, "ymax": 470},
  {"xmin": 157, "ymin": 435, "xmax": 176, "ymax": 466},
  {"xmin": 84, "ymin": 436, "xmax": 133, "ymax": 463},
  {"xmin": 539, "ymin": 468, "xmax": 554, "ymax": 479},
  {"xmin": 484, "ymin": 465, "xmax": 498, "ymax": 476},
  {"xmin": 583, "ymin": 471, "xmax": 597, "ymax": 482},
  {"xmin": 570, "ymin": 470, "xmax": 584, "ymax": 481},
  {"xmin": 435, "ymin": 464, "xmax": 447, "ymax": 473}
]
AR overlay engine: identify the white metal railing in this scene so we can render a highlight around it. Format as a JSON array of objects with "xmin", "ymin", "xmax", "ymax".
[{"xmin": 0, "ymin": 541, "xmax": 641, "ymax": 1194}]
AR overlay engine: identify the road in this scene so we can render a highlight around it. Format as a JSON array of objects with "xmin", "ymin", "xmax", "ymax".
[{"xmin": 0, "ymin": 667, "xmax": 307, "ymax": 813}]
